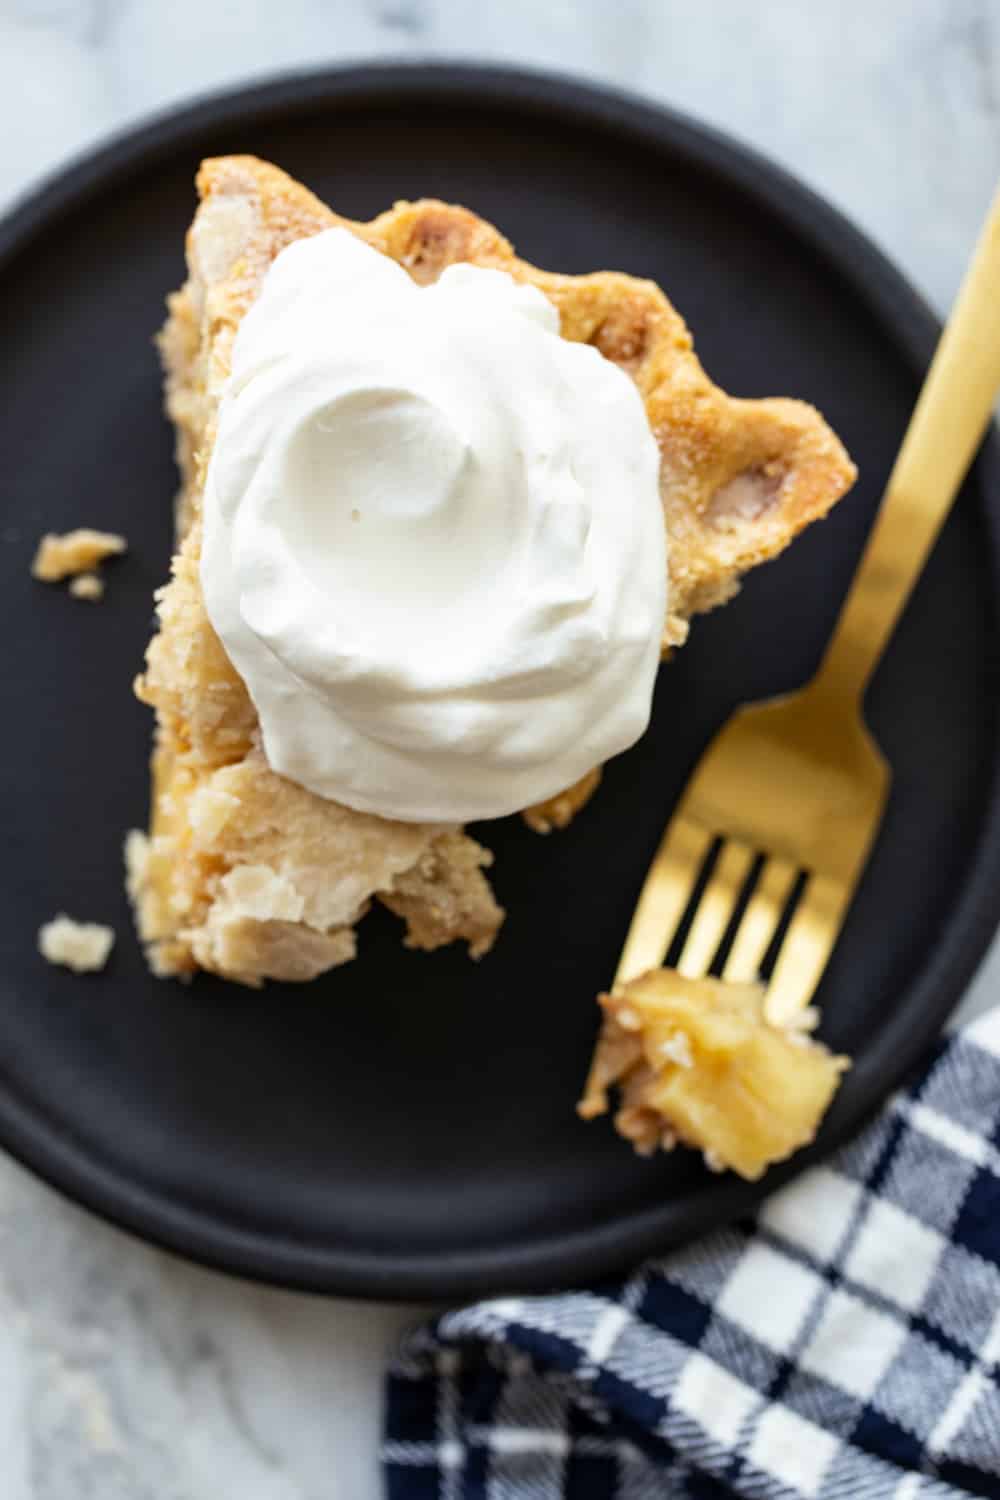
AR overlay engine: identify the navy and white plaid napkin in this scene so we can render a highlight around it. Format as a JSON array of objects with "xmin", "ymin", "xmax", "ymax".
[{"xmin": 384, "ymin": 1010, "xmax": 1000, "ymax": 1498}]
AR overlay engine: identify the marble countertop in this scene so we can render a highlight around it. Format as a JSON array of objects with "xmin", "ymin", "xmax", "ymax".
[{"xmin": 2, "ymin": 1, "xmax": 1000, "ymax": 1495}]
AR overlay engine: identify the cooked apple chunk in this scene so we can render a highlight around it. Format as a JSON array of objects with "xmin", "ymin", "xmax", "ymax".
[{"xmin": 578, "ymin": 968, "xmax": 848, "ymax": 1180}]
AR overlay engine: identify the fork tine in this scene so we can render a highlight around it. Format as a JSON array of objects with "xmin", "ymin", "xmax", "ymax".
[
  {"xmin": 722, "ymin": 856, "xmax": 798, "ymax": 985},
  {"xmin": 763, "ymin": 872, "xmax": 851, "ymax": 1026},
  {"xmin": 675, "ymin": 840, "xmax": 755, "ymax": 978},
  {"xmin": 614, "ymin": 816, "xmax": 711, "ymax": 989}
]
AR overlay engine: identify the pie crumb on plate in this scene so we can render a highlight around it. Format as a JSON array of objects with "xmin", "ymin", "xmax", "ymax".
[
  {"xmin": 38, "ymin": 914, "xmax": 115, "ymax": 974},
  {"xmin": 69, "ymin": 572, "xmax": 105, "ymax": 601},
  {"xmin": 32, "ymin": 528, "xmax": 126, "ymax": 582}
]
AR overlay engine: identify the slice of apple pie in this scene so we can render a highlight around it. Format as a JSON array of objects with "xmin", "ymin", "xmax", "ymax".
[{"xmin": 129, "ymin": 156, "xmax": 855, "ymax": 986}]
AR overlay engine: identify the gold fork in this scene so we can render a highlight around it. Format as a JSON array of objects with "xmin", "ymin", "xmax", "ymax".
[{"xmin": 616, "ymin": 185, "xmax": 1000, "ymax": 1027}]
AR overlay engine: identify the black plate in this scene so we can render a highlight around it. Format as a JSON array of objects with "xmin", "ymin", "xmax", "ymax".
[{"xmin": 2, "ymin": 64, "xmax": 999, "ymax": 1299}]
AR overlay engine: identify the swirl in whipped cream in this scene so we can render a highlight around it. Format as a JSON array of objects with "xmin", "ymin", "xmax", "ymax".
[{"xmin": 201, "ymin": 228, "xmax": 667, "ymax": 823}]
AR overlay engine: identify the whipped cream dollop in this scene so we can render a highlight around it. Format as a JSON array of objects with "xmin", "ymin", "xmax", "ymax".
[{"xmin": 201, "ymin": 229, "xmax": 667, "ymax": 823}]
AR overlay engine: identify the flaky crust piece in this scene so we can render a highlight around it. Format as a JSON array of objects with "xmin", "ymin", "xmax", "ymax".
[{"xmin": 130, "ymin": 157, "xmax": 854, "ymax": 985}]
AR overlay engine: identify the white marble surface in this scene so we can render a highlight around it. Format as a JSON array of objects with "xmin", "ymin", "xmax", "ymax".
[{"xmin": 2, "ymin": 1, "xmax": 1000, "ymax": 1495}]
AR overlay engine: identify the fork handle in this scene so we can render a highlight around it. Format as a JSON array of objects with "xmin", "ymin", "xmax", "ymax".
[{"xmin": 813, "ymin": 184, "xmax": 1000, "ymax": 705}]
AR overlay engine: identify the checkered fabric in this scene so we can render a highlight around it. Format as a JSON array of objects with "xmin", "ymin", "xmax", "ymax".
[{"xmin": 384, "ymin": 1010, "xmax": 1000, "ymax": 1498}]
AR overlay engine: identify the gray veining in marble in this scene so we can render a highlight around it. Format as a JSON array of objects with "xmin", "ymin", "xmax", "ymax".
[{"xmin": 1, "ymin": 2, "xmax": 1000, "ymax": 1495}]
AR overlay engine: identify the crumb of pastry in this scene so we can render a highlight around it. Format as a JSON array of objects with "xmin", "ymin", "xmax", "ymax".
[
  {"xmin": 578, "ymin": 968, "xmax": 848, "ymax": 1181},
  {"xmin": 38, "ymin": 914, "xmax": 115, "ymax": 974},
  {"xmin": 522, "ymin": 766, "xmax": 603, "ymax": 834},
  {"xmin": 69, "ymin": 572, "xmax": 105, "ymax": 601},
  {"xmin": 32, "ymin": 528, "xmax": 127, "ymax": 582}
]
